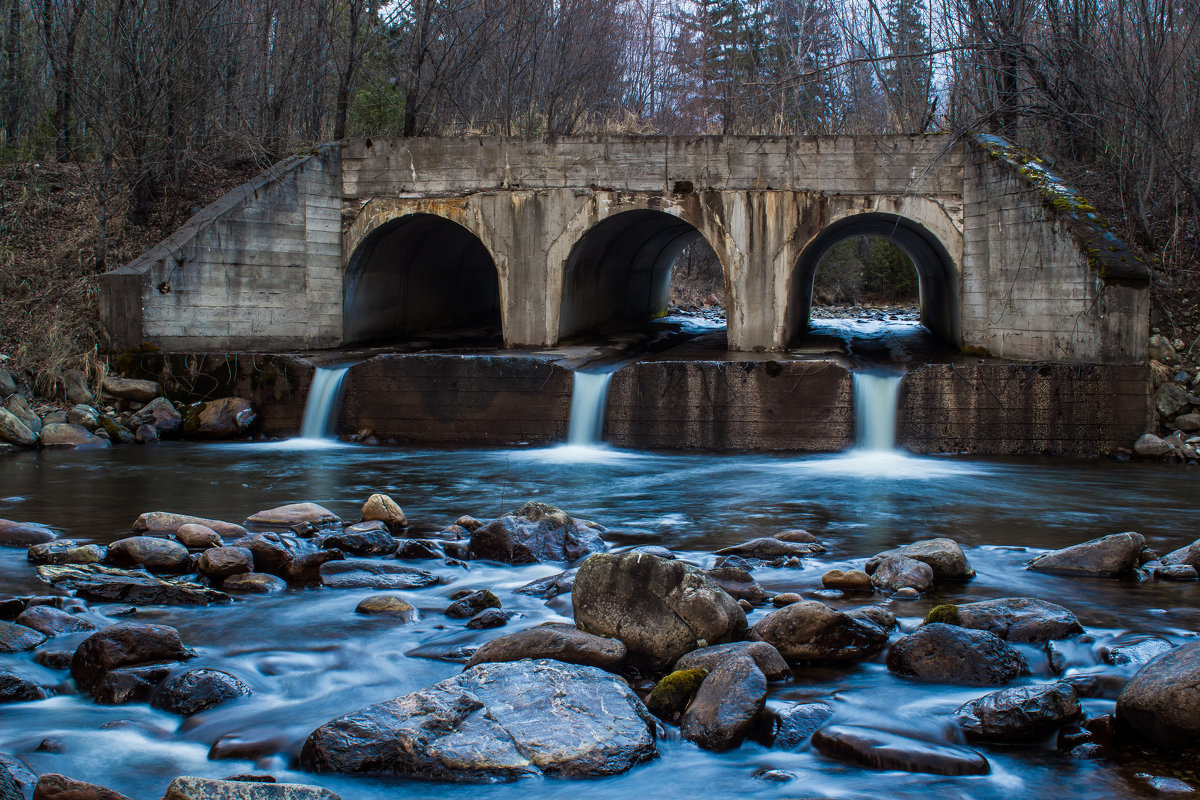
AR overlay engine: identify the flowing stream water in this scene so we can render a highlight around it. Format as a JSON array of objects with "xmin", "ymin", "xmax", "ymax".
[
  {"xmin": 853, "ymin": 373, "xmax": 902, "ymax": 452},
  {"xmin": 565, "ymin": 371, "xmax": 615, "ymax": 447},
  {"xmin": 296, "ymin": 366, "xmax": 352, "ymax": 442}
]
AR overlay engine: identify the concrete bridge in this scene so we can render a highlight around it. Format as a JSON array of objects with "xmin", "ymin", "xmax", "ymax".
[{"xmin": 101, "ymin": 134, "xmax": 1149, "ymax": 364}]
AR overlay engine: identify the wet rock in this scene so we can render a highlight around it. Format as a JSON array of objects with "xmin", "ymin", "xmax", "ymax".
[
  {"xmin": 39, "ymin": 423, "xmax": 109, "ymax": 449},
  {"xmin": 1118, "ymin": 643, "xmax": 1200, "ymax": 748},
  {"xmin": 0, "ymin": 408, "xmax": 36, "ymax": 448},
  {"xmin": 245, "ymin": 503, "xmax": 340, "ymax": 529},
  {"xmin": 35, "ymin": 649, "xmax": 74, "ymax": 670},
  {"xmin": 762, "ymin": 702, "xmax": 835, "ymax": 749},
  {"xmin": 870, "ymin": 555, "xmax": 933, "ymax": 593},
  {"xmin": 1157, "ymin": 564, "xmax": 1199, "ymax": 581},
  {"xmin": 92, "ymin": 663, "xmax": 177, "ymax": 704},
  {"xmin": 197, "ymin": 547, "xmax": 254, "ymax": 581},
  {"xmin": 680, "ymin": 655, "xmax": 766, "ymax": 751},
  {"xmin": 66, "ymin": 404, "xmax": 99, "ymax": 429},
  {"xmin": 1133, "ymin": 775, "xmax": 1196, "ymax": 795},
  {"xmin": 106, "ymin": 536, "xmax": 190, "ymax": 572},
  {"xmin": 674, "ymin": 641, "xmax": 790, "ymax": 681},
  {"xmin": 445, "ymin": 590, "xmax": 500, "ymax": 619},
  {"xmin": 222, "ymin": 573, "xmax": 287, "ymax": 594},
  {"xmin": 70, "ymin": 622, "xmax": 195, "ymax": 695},
  {"xmin": 821, "ymin": 569, "xmax": 873, "ymax": 593},
  {"xmin": 750, "ymin": 600, "xmax": 888, "ymax": 663},
  {"xmin": 190, "ymin": 398, "xmax": 257, "ymax": 439},
  {"xmin": 465, "ymin": 608, "xmax": 515, "ymax": 629},
  {"xmin": 812, "ymin": 725, "xmax": 990, "ymax": 775},
  {"xmin": 1162, "ymin": 540, "xmax": 1200, "ymax": 568},
  {"xmin": 361, "ymin": 494, "xmax": 406, "ymax": 532},
  {"xmin": 468, "ymin": 502, "xmax": 605, "ymax": 564},
  {"xmin": 97, "ymin": 416, "xmax": 135, "ymax": 444},
  {"xmin": 513, "ymin": 568, "xmax": 577, "ymax": 599},
  {"xmin": 771, "ymin": 592, "xmax": 802, "ymax": 606},
  {"xmin": 925, "ymin": 598, "xmax": 1083, "ymax": 643},
  {"xmin": 0, "ymin": 520, "xmax": 56, "ymax": 547},
  {"xmin": 152, "ymin": 668, "xmax": 252, "ymax": 716},
  {"xmin": 3, "ymin": 394, "xmax": 41, "ymax": 435},
  {"xmin": 28, "ymin": 540, "xmax": 104, "ymax": 565},
  {"xmin": 463, "ymin": 622, "xmax": 626, "ymax": 671},
  {"xmin": 646, "ymin": 668, "xmax": 707, "ymax": 721},
  {"xmin": 0, "ymin": 621, "xmax": 46, "ymax": 652},
  {"xmin": 301, "ymin": 659, "xmax": 657, "ymax": 780},
  {"xmin": 1027, "ymin": 532, "xmax": 1146, "ymax": 577},
  {"xmin": 162, "ymin": 777, "xmax": 341, "ymax": 800},
  {"xmin": 355, "ymin": 595, "xmax": 418, "ymax": 620},
  {"xmin": 319, "ymin": 560, "xmax": 439, "ymax": 590},
  {"xmin": 886, "ymin": 623, "xmax": 1029, "ymax": 684},
  {"xmin": 36, "ymin": 564, "xmax": 231, "ymax": 606},
  {"xmin": 627, "ymin": 545, "xmax": 675, "ymax": 559},
  {"xmin": 455, "ymin": 515, "xmax": 483, "ymax": 531},
  {"xmin": 129, "ymin": 397, "xmax": 181, "ymax": 436},
  {"xmin": 955, "ymin": 683, "xmax": 1082, "ymax": 741},
  {"xmin": 0, "ymin": 669, "xmax": 48, "ymax": 703},
  {"xmin": 134, "ymin": 424, "xmax": 159, "ymax": 444},
  {"xmin": 318, "ymin": 523, "xmax": 397, "ymax": 556},
  {"xmin": 714, "ymin": 538, "xmax": 823, "ymax": 562},
  {"xmin": 850, "ymin": 606, "xmax": 897, "ymax": 632},
  {"xmin": 229, "ymin": 533, "xmax": 341, "ymax": 582},
  {"xmin": 774, "ymin": 529, "xmax": 821, "ymax": 543},
  {"xmin": 133, "ymin": 512, "xmax": 248, "ymax": 539},
  {"xmin": 31, "ymin": 774, "xmax": 133, "ymax": 800},
  {"xmin": 176, "ymin": 524, "xmax": 223, "ymax": 549},
  {"xmin": 393, "ymin": 540, "xmax": 441, "ymax": 560},
  {"xmin": 572, "ymin": 552, "xmax": 746, "ymax": 672},
  {"xmin": 703, "ymin": 567, "xmax": 768, "ymax": 604},
  {"xmin": 1102, "ymin": 636, "xmax": 1175, "ymax": 666},
  {"xmin": 14, "ymin": 606, "xmax": 94, "ymax": 636},
  {"xmin": 1061, "ymin": 672, "xmax": 1129, "ymax": 700},
  {"xmin": 1135, "ymin": 433, "xmax": 1173, "ymax": 457},
  {"xmin": 865, "ymin": 538, "xmax": 974, "ymax": 581}
]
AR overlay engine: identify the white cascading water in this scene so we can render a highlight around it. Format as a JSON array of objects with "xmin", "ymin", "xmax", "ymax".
[
  {"xmin": 566, "ymin": 371, "xmax": 614, "ymax": 446},
  {"xmin": 853, "ymin": 372, "xmax": 902, "ymax": 451},
  {"xmin": 298, "ymin": 365, "xmax": 352, "ymax": 441}
]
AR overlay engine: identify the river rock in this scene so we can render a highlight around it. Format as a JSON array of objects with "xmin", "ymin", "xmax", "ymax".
[
  {"xmin": 101, "ymin": 376, "xmax": 160, "ymax": 403},
  {"xmin": 1162, "ymin": 539, "xmax": 1200, "ymax": 568},
  {"xmin": 38, "ymin": 423, "xmax": 109, "ymax": 449},
  {"xmin": 175, "ymin": 524, "xmax": 222, "ymax": 549},
  {"xmin": 190, "ymin": 398, "xmax": 257, "ymax": 439},
  {"xmin": 245, "ymin": 503, "xmax": 340, "ymax": 529},
  {"xmin": 0, "ymin": 668, "xmax": 48, "ymax": 703},
  {"xmin": 355, "ymin": 595, "xmax": 418, "ymax": 621},
  {"xmin": 812, "ymin": 725, "xmax": 990, "ymax": 775},
  {"xmin": 107, "ymin": 536, "xmax": 190, "ymax": 572},
  {"xmin": 886, "ymin": 623, "xmax": 1028, "ymax": 684},
  {"xmin": 393, "ymin": 539, "xmax": 441, "ymax": 560},
  {"xmin": 674, "ymin": 641, "xmax": 790, "ymax": 681},
  {"xmin": 1157, "ymin": 564, "xmax": 1199, "ymax": 581},
  {"xmin": 0, "ymin": 409, "xmax": 37, "ymax": 447},
  {"xmin": 750, "ymin": 600, "xmax": 888, "ymax": 663},
  {"xmin": 445, "ymin": 590, "xmax": 500, "ymax": 619},
  {"xmin": 0, "ymin": 369, "xmax": 14, "ymax": 398},
  {"xmin": 129, "ymin": 397, "xmax": 182, "ymax": 435},
  {"xmin": 468, "ymin": 502, "xmax": 605, "ymax": 564},
  {"xmin": 865, "ymin": 538, "xmax": 974, "ymax": 581},
  {"xmin": 464, "ymin": 622, "xmax": 626, "ymax": 671},
  {"xmin": 318, "ymin": 523, "xmax": 397, "ymax": 556},
  {"xmin": 133, "ymin": 512, "xmax": 248, "ymax": 538},
  {"xmin": 1133, "ymin": 433, "xmax": 1173, "ymax": 457},
  {"xmin": 162, "ymin": 777, "xmax": 341, "ymax": 800},
  {"xmin": 230, "ymin": 533, "xmax": 342, "ymax": 582},
  {"xmin": 222, "ymin": 573, "xmax": 287, "ymax": 594},
  {"xmin": 14, "ymin": 606, "xmax": 94, "ymax": 636},
  {"xmin": 1027, "ymin": 531, "xmax": 1146, "ymax": 577},
  {"xmin": 926, "ymin": 597, "xmax": 1084, "ymax": 643},
  {"xmin": 300, "ymin": 659, "xmax": 657, "ymax": 780},
  {"xmin": 134, "ymin": 423, "xmax": 159, "ymax": 444},
  {"xmin": 714, "ymin": 537, "xmax": 823, "ymax": 562},
  {"xmin": 361, "ymin": 494, "xmax": 406, "ymax": 531},
  {"xmin": 0, "ymin": 519, "xmax": 56, "ymax": 546},
  {"xmin": 1157, "ymin": 381, "xmax": 1193, "ymax": 418},
  {"xmin": 821, "ymin": 569, "xmax": 873, "ymax": 593},
  {"xmin": 763, "ymin": 701, "xmax": 835, "ymax": 748},
  {"xmin": 1101, "ymin": 636, "xmax": 1174, "ymax": 666},
  {"xmin": 870, "ymin": 555, "xmax": 934, "ymax": 593},
  {"xmin": 28, "ymin": 540, "xmax": 104, "ymax": 564},
  {"xmin": 70, "ymin": 622, "xmax": 195, "ymax": 695},
  {"xmin": 513, "ymin": 568, "xmax": 577, "ymax": 599},
  {"xmin": 704, "ymin": 567, "xmax": 768, "ymax": 603},
  {"xmin": 4, "ymin": 394, "xmax": 41, "ymax": 435},
  {"xmin": 319, "ymin": 560, "xmax": 439, "ymax": 590},
  {"xmin": 152, "ymin": 668, "xmax": 252, "ymax": 716},
  {"xmin": 646, "ymin": 669, "xmax": 707, "ymax": 721},
  {"xmin": 36, "ymin": 563, "xmax": 231, "ymax": 606},
  {"xmin": 0, "ymin": 622, "xmax": 46, "ymax": 652},
  {"xmin": 32, "ymin": 774, "xmax": 133, "ymax": 800},
  {"xmin": 955, "ymin": 683, "xmax": 1082, "ymax": 741},
  {"xmin": 197, "ymin": 547, "xmax": 254, "ymax": 580},
  {"xmin": 466, "ymin": 608, "xmax": 514, "ymax": 629},
  {"xmin": 572, "ymin": 551, "xmax": 746, "ymax": 672},
  {"xmin": 680, "ymin": 655, "xmax": 767, "ymax": 751},
  {"xmin": 1117, "ymin": 643, "xmax": 1200, "ymax": 748}
]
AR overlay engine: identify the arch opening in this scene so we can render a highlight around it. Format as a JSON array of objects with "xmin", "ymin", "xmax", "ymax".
[
  {"xmin": 344, "ymin": 214, "xmax": 501, "ymax": 346},
  {"xmin": 787, "ymin": 213, "xmax": 959, "ymax": 346},
  {"xmin": 559, "ymin": 210, "xmax": 724, "ymax": 339}
]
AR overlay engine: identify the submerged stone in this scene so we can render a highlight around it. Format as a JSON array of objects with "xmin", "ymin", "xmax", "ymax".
[
  {"xmin": 36, "ymin": 564, "xmax": 231, "ymax": 606},
  {"xmin": 812, "ymin": 724, "xmax": 989, "ymax": 775}
]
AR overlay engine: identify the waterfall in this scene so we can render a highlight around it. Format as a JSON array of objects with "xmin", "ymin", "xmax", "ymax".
[
  {"xmin": 298, "ymin": 365, "xmax": 352, "ymax": 441},
  {"xmin": 566, "ymin": 371, "xmax": 614, "ymax": 446},
  {"xmin": 853, "ymin": 372, "xmax": 902, "ymax": 452}
]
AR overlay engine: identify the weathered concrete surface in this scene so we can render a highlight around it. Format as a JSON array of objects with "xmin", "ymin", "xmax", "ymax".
[{"xmin": 102, "ymin": 135, "xmax": 1149, "ymax": 365}]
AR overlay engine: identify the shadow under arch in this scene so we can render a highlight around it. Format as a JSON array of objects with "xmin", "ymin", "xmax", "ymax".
[
  {"xmin": 344, "ymin": 213, "xmax": 501, "ymax": 345},
  {"xmin": 558, "ymin": 209, "xmax": 723, "ymax": 339},
  {"xmin": 786, "ymin": 212, "xmax": 960, "ymax": 345}
]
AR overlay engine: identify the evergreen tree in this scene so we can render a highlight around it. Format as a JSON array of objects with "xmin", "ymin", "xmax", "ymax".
[{"xmin": 882, "ymin": 0, "xmax": 933, "ymax": 131}]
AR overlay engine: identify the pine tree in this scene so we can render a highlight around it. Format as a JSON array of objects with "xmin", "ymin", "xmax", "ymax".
[{"xmin": 882, "ymin": 0, "xmax": 933, "ymax": 131}]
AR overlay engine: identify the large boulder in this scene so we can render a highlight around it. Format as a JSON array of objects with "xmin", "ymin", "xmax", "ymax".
[
  {"xmin": 39, "ymin": 423, "xmax": 109, "ymax": 449},
  {"xmin": 106, "ymin": 536, "xmax": 190, "ymax": 572},
  {"xmin": 300, "ymin": 659, "xmax": 657, "ymax": 780},
  {"xmin": 101, "ymin": 376, "xmax": 161, "ymax": 403},
  {"xmin": 679, "ymin": 655, "xmax": 767, "ymax": 751},
  {"xmin": 865, "ymin": 538, "xmax": 974, "ymax": 581},
  {"xmin": 468, "ymin": 502, "xmax": 605, "ymax": 564},
  {"xmin": 132, "ymin": 512, "xmax": 248, "ymax": 538},
  {"xmin": 318, "ymin": 560, "xmax": 438, "ymax": 590},
  {"xmin": 886, "ymin": 623, "xmax": 1028, "ymax": 684},
  {"xmin": 955, "ymin": 683, "xmax": 1082, "ymax": 741},
  {"xmin": 152, "ymin": 668, "xmax": 252, "ymax": 716},
  {"xmin": 925, "ymin": 598, "xmax": 1083, "ymax": 643},
  {"xmin": 464, "ymin": 622, "xmax": 626, "ymax": 671},
  {"xmin": 70, "ymin": 623, "xmax": 195, "ymax": 695},
  {"xmin": 36, "ymin": 564, "xmax": 231, "ymax": 606},
  {"xmin": 1027, "ymin": 532, "xmax": 1145, "ymax": 577},
  {"xmin": 188, "ymin": 397, "xmax": 256, "ymax": 439},
  {"xmin": 162, "ymin": 777, "xmax": 340, "ymax": 800},
  {"xmin": 0, "ymin": 408, "xmax": 37, "ymax": 447},
  {"xmin": 130, "ymin": 397, "xmax": 182, "ymax": 436},
  {"xmin": 750, "ymin": 601, "xmax": 889, "ymax": 663},
  {"xmin": 245, "ymin": 503, "xmax": 340, "ymax": 529},
  {"xmin": 572, "ymin": 552, "xmax": 746, "ymax": 672},
  {"xmin": 3, "ymin": 394, "xmax": 41, "ymax": 435},
  {"xmin": 0, "ymin": 519, "xmax": 56, "ymax": 547},
  {"xmin": 812, "ymin": 725, "xmax": 989, "ymax": 776},
  {"xmin": 0, "ymin": 622, "xmax": 45, "ymax": 652},
  {"xmin": 1116, "ymin": 642, "xmax": 1200, "ymax": 748}
]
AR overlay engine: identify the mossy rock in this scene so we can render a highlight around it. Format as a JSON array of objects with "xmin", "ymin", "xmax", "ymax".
[
  {"xmin": 924, "ymin": 604, "xmax": 961, "ymax": 626},
  {"xmin": 180, "ymin": 401, "xmax": 206, "ymax": 435},
  {"xmin": 98, "ymin": 416, "xmax": 133, "ymax": 442},
  {"xmin": 646, "ymin": 668, "xmax": 708, "ymax": 722}
]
